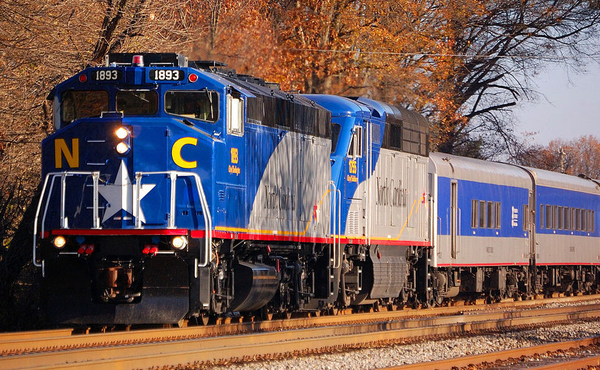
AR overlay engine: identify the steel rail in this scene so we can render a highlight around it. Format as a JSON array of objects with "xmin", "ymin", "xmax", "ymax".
[
  {"xmin": 386, "ymin": 337, "xmax": 600, "ymax": 370},
  {"xmin": 0, "ymin": 329, "xmax": 73, "ymax": 344},
  {"xmin": 4, "ymin": 302, "xmax": 600, "ymax": 369},
  {"xmin": 531, "ymin": 354, "xmax": 600, "ymax": 370},
  {"xmin": 2, "ymin": 295, "xmax": 599, "ymax": 355}
]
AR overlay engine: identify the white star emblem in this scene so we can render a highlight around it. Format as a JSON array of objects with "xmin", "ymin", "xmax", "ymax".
[{"xmin": 98, "ymin": 160, "xmax": 155, "ymax": 224}]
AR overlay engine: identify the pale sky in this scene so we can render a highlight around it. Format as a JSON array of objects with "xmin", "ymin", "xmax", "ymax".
[{"xmin": 514, "ymin": 62, "xmax": 600, "ymax": 146}]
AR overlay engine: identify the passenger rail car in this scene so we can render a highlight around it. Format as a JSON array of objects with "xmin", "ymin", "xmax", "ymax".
[
  {"xmin": 429, "ymin": 153, "xmax": 532, "ymax": 303},
  {"xmin": 34, "ymin": 53, "xmax": 431, "ymax": 325},
  {"xmin": 429, "ymin": 153, "xmax": 600, "ymax": 303},
  {"xmin": 527, "ymin": 166, "xmax": 600, "ymax": 294}
]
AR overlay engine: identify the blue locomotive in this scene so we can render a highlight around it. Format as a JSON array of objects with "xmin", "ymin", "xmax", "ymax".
[
  {"xmin": 33, "ymin": 53, "xmax": 600, "ymax": 325},
  {"xmin": 34, "ymin": 53, "xmax": 430, "ymax": 325}
]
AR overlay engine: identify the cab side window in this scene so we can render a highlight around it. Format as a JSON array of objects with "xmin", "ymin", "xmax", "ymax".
[
  {"xmin": 331, "ymin": 123, "xmax": 341, "ymax": 153},
  {"xmin": 227, "ymin": 93, "xmax": 244, "ymax": 136},
  {"xmin": 348, "ymin": 126, "xmax": 363, "ymax": 158}
]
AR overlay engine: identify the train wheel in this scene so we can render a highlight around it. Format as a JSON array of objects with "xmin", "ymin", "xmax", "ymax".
[
  {"xmin": 260, "ymin": 307, "xmax": 274, "ymax": 321},
  {"xmin": 421, "ymin": 296, "xmax": 434, "ymax": 308},
  {"xmin": 178, "ymin": 319, "xmax": 189, "ymax": 328},
  {"xmin": 398, "ymin": 288, "xmax": 408, "ymax": 304},
  {"xmin": 200, "ymin": 313, "xmax": 210, "ymax": 326},
  {"xmin": 434, "ymin": 293, "xmax": 444, "ymax": 307}
]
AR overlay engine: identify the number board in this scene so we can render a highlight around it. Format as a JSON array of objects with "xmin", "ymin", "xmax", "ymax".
[
  {"xmin": 149, "ymin": 69, "xmax": 185, "ymax": 81},
  {"xmin": 91, "ymin": 69, "xmax": 123, "ymax": 81}
]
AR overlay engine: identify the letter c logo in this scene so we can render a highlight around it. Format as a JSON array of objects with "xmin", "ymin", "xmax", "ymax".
[{"xmin": 172, "ymin": 137, "xmax": 198, "ymax": 168}]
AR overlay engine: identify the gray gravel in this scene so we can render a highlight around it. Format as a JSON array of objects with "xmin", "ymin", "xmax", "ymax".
[{"xmin": 210, "ymin": 321, "xmax": 600, "ymax": 370}]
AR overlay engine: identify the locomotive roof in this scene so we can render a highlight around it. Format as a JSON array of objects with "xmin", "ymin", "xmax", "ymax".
[
  {"xmin": 220, "ymin": 76, "xmax": 332, "ymax": 137},
  {"xmin": 173, "ymin": 55, "xmax": 334, "ymax": 136},
  {"xmin": 306, "ymin": 94, "xmax": 430, "ymax": 156},
  {"xmin": 355, "ymin": 97, "xmax": 429, "ymax": 156},
  {"xmin": 304, "ymin": 94, "xmax": 372, "ymax": 117},
  {"xmin": 354, "ymin": 97, "xmax": 429, "ymax": 135}
]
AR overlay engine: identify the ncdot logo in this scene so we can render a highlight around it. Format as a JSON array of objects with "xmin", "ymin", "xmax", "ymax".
[
  {"xmin": 229, "ymin": 147, "xmax": 240, "ymax": 175},
  {"xmin": 171, "ymin": 137, "xmax": 198, "ymax": 169},
  {"xmin": 171, "ymin": 137, "xmax": 241, "ymax": 175},
  {"xmin": 54, "ymin": 138, "xmax": 80, "ymax": 168}
]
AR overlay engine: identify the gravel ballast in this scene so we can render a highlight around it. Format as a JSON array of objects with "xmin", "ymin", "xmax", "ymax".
[{"xmin": 210, "ymin": 321, "xmax": 600, "ymax": 370}]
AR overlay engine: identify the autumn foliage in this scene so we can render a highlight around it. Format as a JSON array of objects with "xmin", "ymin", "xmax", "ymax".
[{"xmin": 517, "ymin": 136, "xmax": 600, "ymax": 179}]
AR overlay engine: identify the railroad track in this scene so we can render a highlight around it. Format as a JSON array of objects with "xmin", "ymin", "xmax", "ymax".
[
  {"xmin": 3, "ymin": 295, "xmax": 600, "ymax": 369},
  {"xmin": 390, "ymin": 337, "xmax": 600, "ymax": 370}
]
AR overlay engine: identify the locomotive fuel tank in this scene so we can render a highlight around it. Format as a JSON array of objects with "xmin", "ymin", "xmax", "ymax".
[{"xmin": 229, "ymin": 262, "xmax": 280, "ymax": 312}]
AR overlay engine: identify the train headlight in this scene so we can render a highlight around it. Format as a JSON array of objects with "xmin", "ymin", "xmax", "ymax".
[
  {"xmin": 116, "ymin": 142, "xmax": 130, "ymax": 154},
  {"xmin": 115, "ymin": 127, "xmax": 130, "ymax": 140},
  {"xmin": 171, "ymin": 236, "xmax": 188, "ymax": 250},
  {"xmin": 53, "ymin": 236, "xmax": 66, "ymax": 249}
]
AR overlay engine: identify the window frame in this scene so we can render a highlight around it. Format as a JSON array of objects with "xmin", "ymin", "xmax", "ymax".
[
  {"xmin": 348, "ymin": 125, "xmax": 363, "ymax": 158},
  {"xmin": 486, "ymin": 201, "xmax": 494, "ymax": 229},
  {"xmin": 116, "ymin": 89, "xmax": 158, "ymax": 116},
  {"xmin": 60, "ymin": 89, "xmax": 110, "ymax": 128},
  {"xmin": 164, "ymin": 89, "xmax": 219, "ymax": 123},
  {"xmin": 471, "ymin": 199, "xmax": 478, "ymax": 228},
  {"xmin": 494, "ymin": 202, "xmax": 501, "ymax": 229},
  {"xmin": 227, "ymin": 93, "xmax": 244, "ymax": 136},
  {"xmin": 479, "ymin": 200, "xmax": 486, "ymax": 228}
]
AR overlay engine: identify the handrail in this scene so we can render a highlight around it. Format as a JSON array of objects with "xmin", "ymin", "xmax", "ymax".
[
  {"xmin": 33, "ymin": 171, "xmax": 99, "ymax": 267},
  {"xmin": 366, "ymin": 120, "xmax": 373, "ymax": 246},
  {"xmin": 457, "ymin": 208, "xmax": 462, "ymax": 256},
  {"xmin": 134, "ymin": 171, "xmax": 212, "ymax": 267},
  {"xmin": 34, "ymin": 170, "xmax": 212, "ymax": 269},
  {"xmin": 329, "ymin": 181, "xmax": 342, "ymax": 269}
]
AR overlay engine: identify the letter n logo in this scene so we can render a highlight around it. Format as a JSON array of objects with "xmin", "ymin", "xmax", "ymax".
[{"xmin": 55, "ymin": 138, "xmax": 79, "ymax": 169}]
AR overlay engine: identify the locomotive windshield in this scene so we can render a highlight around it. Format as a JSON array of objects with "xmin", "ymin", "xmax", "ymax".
[
  {"xmin": 116, "ymin": 90, "xmax": 158, "ymax": 115},
  {"xmin": 165, "ymin": 90, "xmax": 219, "ymax": 123},
  {"xmin": 60, "ymin": 89, "xmax": 159, "ymax": 128},
  {"xmin": 61, "ymin": 90, "xmax": 109, "ymax": 126}
]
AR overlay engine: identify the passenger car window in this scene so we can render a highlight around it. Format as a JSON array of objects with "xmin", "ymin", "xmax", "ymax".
[{"xmin": 471, "ymin": 200, "xmax": 478, "ymax": 228}]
